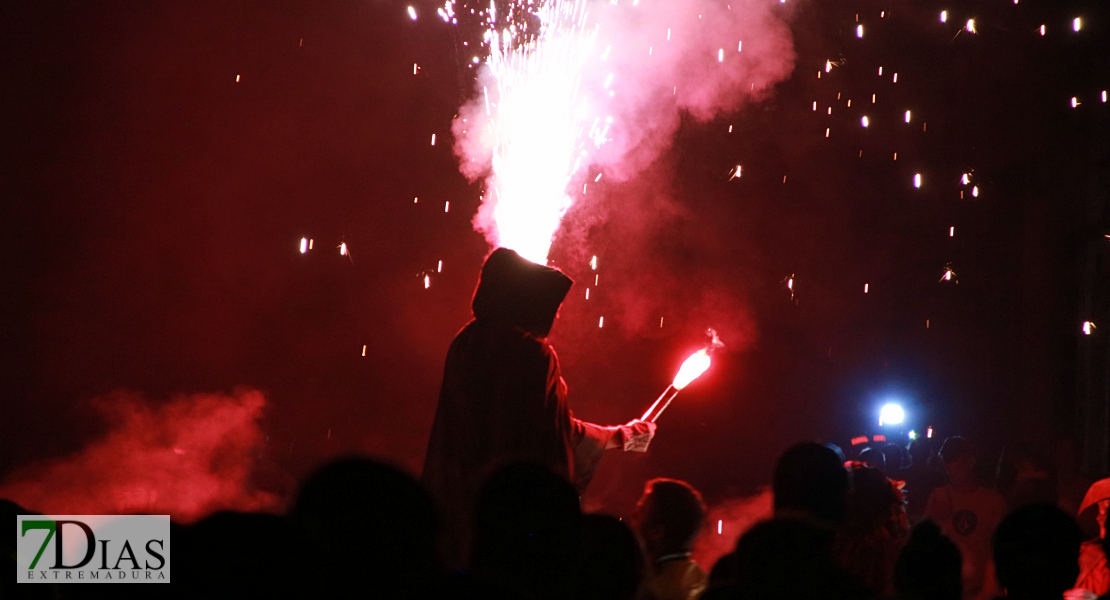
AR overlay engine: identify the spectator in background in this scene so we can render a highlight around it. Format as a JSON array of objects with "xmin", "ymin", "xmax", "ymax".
[
  {"xmin": 900, "ymin": 438, "xmax": 946, "ymax": 524},
  {"xmin": 705, "ymin": 443, "xmax": 865, "ymax": 599},
  {"xmin": 992, "ymin": 504, "xmax": 1081, "ymax": 600},
  {"xmin": 882, "ymin": 443, "xmax": 909, "ymax": 474},
  {"xmin": 894, "ymin": 520, "xmax": 963, "ymax": 600},
  {"xmin": 924, "ymin": 437, "xmax": 1006, "ymax": 600},
  {"xmin": 1006, "ymin": 446, "xmax": 1056, "ymax": 509},
  {"xmin": 290, "ymin": 457, "xmax": 445, "ymax": 599},
  {"xmin": 711, "ymin": 518, "xmax": 872, "ymax": 600},
  {"xmin": 633, "ymin": 478, "xmax": 708, "ymax": 600},
  {"xmin": 471, "ymin": 462, "xmax": 583, "ymax": 600},
  {"xmin": 1074, "ymin": 477, "xmax": 1110, "ymax": 597},
  {"xmin": 858, "ymin": 447, "xmax": 885, "ymax": 473},
  {"xmin": 773, "ymin": 442, "xmax": 851, "ymax": 525},
  {"xmin": 834, "ymin": 465, "xmax": 910, "ymax": 597}
]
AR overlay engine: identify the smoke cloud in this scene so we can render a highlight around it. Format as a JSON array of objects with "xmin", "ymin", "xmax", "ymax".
[
  {"xmin": 692, "ymin": 487, "xmax": 774, "ymax": 571},
  {"xmin": 0, "ymin": 389, "xmax": 278, "ymax": 522},
  {"xmin": 452, "ymin": 0, "xmax": 796, "ymax": 250}
]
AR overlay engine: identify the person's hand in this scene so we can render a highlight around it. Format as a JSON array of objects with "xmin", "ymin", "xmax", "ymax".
[
  {"xmin": 1064, "ymin": 589, "xmax": 1098, "ymax": 600},
  {"xmin": 620, "ymin": 419, "xmax": 657, "ymax": 452}
]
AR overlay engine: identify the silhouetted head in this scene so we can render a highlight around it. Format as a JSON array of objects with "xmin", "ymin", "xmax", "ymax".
[
  {"xmin": 773, "ymin": 442, "xmax": 850, "ymax": 525},
  {"xmin": 186, "ymin": 511, "xmax": 310, "ymax": 598},
  {"xmin": 732, "ymin": 518, "xmax": 860, "ymax": 599},
  {"xmin": 472, "ymin": 248, "xmax": 573, "ymax": 338},
  {"xmin": 843, "ymin": 465, "xmax": 906, "ymax": 536},
  {"xmin": 291, "ymin": 456, "xmax": 439, "ymax": 595},
  {"xmin": 633, "ymin": 478, "xmax": 707, "ymax": 560},
  {"xmin": 894, "ymin": 520, "xmax": 962, "ymax": 600},
  {"xmin": 1, "ymin": 498, "xmax": 35, "ymax": 599},
  {"xmin": 939, "ymin": 437, "xmax": 975, "ymax": 485},
  {"xmin": 907, "ymin": 438, "xmax": 933, "ymax": 466},
  {"xmin": 882, "ymin": 443, "xmax": 907, "ymax": 471},
  {"xmin": 857, "ymin": 447, "xmax": 885, "ymax": 472},
  {"xmin": 472, "ymin": 462, "xmax": 582, "ymax": 600},
  {"xmin": 577, "ymin": 514, "xmax": 645, "ymax": 600},
  {"xmin": 993, "ymin": 504, "xmax": 1081, "ymax": 600},
  {"xmin": 825, "ymin": 443, "xmax": 847, "ymax": 463}
]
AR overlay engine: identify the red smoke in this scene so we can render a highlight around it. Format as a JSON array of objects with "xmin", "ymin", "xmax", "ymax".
[
  {"xmin": 453, "ymin": 0, "xmax": 797, "ymax": 233},
  {"xmin": 0, "ymin": 389, "xmax": 278, "ymax": 522},
  {"xmin": 691, "ymin": 487, "xmax": 774, "ymax": 571}
]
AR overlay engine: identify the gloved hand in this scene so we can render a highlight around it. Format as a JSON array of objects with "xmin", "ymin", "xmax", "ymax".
[{"xmin": 618, "ymin": 419, "xmax": 657, "ymax": 452}]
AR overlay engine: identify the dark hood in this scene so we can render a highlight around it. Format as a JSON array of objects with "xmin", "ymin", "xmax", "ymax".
[{"xmin": 471, "ymin": 248, "xmax": 573, "ymax": 338}]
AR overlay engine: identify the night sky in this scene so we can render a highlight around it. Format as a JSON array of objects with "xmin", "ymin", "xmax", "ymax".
[{"xmin": 2, "ymin": 0, "xmax": 1108, "ymax": 517}]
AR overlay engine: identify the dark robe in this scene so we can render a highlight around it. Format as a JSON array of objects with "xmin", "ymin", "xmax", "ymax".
[{"xmin": 422, "ymin": 248, "xmax": 610, "ymax": 568}]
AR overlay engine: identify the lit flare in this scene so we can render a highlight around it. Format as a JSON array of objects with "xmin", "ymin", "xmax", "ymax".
[{"xmin": 641, "ymin": 349, "xmax": 715, "ymax": 422}]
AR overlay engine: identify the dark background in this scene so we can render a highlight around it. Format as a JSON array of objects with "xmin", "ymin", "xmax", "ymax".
[{"xmin": 2, "ymin": 0, "xmax": 1108, "ymax": 514}]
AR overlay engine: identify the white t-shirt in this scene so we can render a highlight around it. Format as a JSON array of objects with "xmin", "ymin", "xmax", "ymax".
[{"xmin": 924, "ymin": 484, "xmax": 1007, "ymax": 599}]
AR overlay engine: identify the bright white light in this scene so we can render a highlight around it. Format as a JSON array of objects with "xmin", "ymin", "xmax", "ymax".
[
  {"xmin": 299, "ymin": 237, "xmax": 308, "ymax": 254},
  {"xmin": 904, "ymin": 110, "xmax": 912, "ymax": 123},
  {"xmin": 473, "ymin": 2, "xmax": 598, "ymax": 263},
  {"xmin": 914, "ymin": 173, "xmax": 922, "ymax": 188},
  {"xmin": 718, "ymin": 49, "xmax": 724, "ymax": 62},
  {"xmin": 407, "ymin": 6, "xmax": 417, "ymax": 20},
  {"xmin": 1083, "ymin": 321, "xmax": 1096, "ymax": 335},
  {"xmin": 1074, "ymin": 17, "xmax": 1082, "ymax": 32},
  {"xmin": 672, "ymin": 350, "xmax": 712, "ymax": 390},
  {"xmin": 909, "ymin": 430, "xmax": 918, "ymax": 440},
  {"xmin": 940, "ymin": 11, "xmax": 947, "ymax": 23},
  {"xmin": 861, "ymin": 116, "xmax": 869, "ymax": 128},
  {"xmin": 1072, "ymin": 97, "xmax": 1079, "ymax": 108},
  {"xmin": 1040, "ymin": 24, "xmax": 1046, "ymax": 36},
  {"xmin": 1103, "ymin": 91, "xmax": 1108, "ymax": 103},
  {"xmin": 856, "ymin": 25, "xmax": 864, "ymax": 38},
  {"xmin": 879, "ymin": 403, "xmax": 905, "ymax": 426},
  {"xmin": 966, "ymin": 19, "xmax": 976, "ymax": 34}
]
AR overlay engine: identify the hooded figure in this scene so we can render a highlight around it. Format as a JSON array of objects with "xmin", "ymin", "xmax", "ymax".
[{"xmin": 423, "ymin": 248, "xmax": 656, "ymax": 569}]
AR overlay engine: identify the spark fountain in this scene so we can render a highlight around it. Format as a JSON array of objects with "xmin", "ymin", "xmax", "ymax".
[{"xmin": 454, "ymin": 0, "xmax": 601, "ymax": 264}]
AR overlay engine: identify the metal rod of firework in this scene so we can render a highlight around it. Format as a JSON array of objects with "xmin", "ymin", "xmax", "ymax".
[
  {"xmin": 640, "ymin": 385, "xmax": 678, "ymax": 422},
  {"xmin": 640, "ymin": 349, "xmax": 712, "ymax": 422}
]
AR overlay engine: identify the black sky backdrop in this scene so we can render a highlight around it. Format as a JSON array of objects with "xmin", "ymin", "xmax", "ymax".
[{"xmin": 2, "ymin": 0, "xmax": 1108, "ymax": 513}]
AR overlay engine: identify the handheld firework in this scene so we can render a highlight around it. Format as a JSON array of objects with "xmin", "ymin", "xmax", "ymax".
[{"xmin": 640, "ymin": 331, "xmax": 723, "ymax": 422}]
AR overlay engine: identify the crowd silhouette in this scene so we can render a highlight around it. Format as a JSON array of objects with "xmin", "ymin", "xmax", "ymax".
[{"xmin": 6, "ymin": 434, "xmax": 1110, "ymax": 600}]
